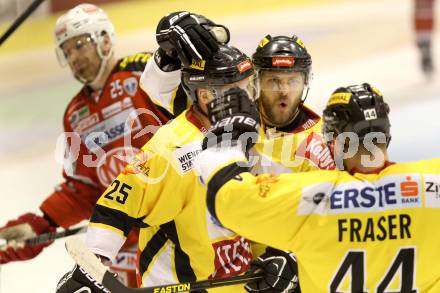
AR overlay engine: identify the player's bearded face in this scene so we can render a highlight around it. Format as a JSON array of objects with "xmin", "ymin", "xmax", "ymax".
[
  {"xmin": 61, "ymin": 34, "xmax": 102, "ymax": 83},
  {"xmin": 258, "ymin": 71, "xmax": 305, "ymax": 127}
]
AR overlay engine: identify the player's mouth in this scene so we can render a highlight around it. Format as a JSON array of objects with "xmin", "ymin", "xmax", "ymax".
[{"xmin": 277, "ymin": 100, "xmax": 288, "ymax": 111}]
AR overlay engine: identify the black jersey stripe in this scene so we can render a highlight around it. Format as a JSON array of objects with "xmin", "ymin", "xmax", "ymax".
[
  {"xmin": 160, "ymin": 221, "xmax": 207, "ymax": 292},
  {"xmin": 173, "ymin": 85, "xmax": 190, "ymax": 116},
  {"xmin": 138, "ymin": 228, "xmax": 168, "ymax": 277},
  {"xmin": 91, "ymin": 204, "xmax": 148, "ymax": 237}
]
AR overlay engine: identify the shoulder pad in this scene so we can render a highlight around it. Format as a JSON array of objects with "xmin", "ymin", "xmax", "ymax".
[{"xmin": 116, "ymin": 52, "xmax": 153, "ymax": 72}]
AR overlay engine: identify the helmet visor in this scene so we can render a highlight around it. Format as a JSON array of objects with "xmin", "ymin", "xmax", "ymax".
[
  {"xmin": 207, "ymin": 76, "xmax": 258, "ymax": 101},
  {"xmin": 258, "ymin": 70, "xmax": 305, "ymax": 94},
  {"xmin": 57, "ymin": 34, "xmax": 96, "ymax": 67}
]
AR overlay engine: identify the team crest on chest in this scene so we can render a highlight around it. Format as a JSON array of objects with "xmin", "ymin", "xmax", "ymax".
[{"xmin": 123, "ymin": 77, "xmax": 138, "ymax": 97}]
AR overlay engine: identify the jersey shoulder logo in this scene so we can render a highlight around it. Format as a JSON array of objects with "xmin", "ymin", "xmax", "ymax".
[
  {"xmin": 123, "ymin": 77, "xmax": 138, "ymax": 97},
  {"xmin": 117, "ymin": 52, "xmax": 152, "ymax": 72}
]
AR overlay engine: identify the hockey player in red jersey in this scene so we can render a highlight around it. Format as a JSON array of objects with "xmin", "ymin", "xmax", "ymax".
[
  {"xmin": 0, "ymin": 3, "xmax": 179, "ymax": 288},
  {"xmin": 414, "ymin": 0, "xmax": 436, "ymax": 76}
]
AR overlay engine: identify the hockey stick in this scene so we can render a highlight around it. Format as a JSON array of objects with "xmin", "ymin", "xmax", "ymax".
[
  {"xmin": 0, "ymin": 225, "xmax": 86, "ymax": 249},
  {"xmin": 0, "ymin": 0, "xmax": 47, "ymax": 46},
  {"xmin": 66, "ymin": 237, "xmax": 263, "ymax": 293}
]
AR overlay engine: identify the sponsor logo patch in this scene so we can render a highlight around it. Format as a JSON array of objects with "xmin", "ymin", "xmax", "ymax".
[
  {"xmin": 189, "ymin": 59, "xmax": 206, "ymax": 70},
  {"xmin": 424, "ymin": 174, "xmax": 440, "ymax": 208},
  {"xmin": 237, "ymin": 59, "xmax": 252, "ymax": 73},
  {"xmin": 69, "ymin": 105, "xmax": 90, "ymax": 128},
  {"xmin": 256, "ymin": 174, "xmax": 279, "ymax": 197},
  {"xmin": 101, "ymin": 101, "xmax": 123, "ymax": 119},
  {"xmin": 73, "ymin": 113, "xmax": 99, "ymax": 133},
  {"xmin": 82, "ymin": 108, "xmax": 141, "ymax": 151},
  {"xmin": 210, "ymin": 236, "xmax": 252, "ymax": 279},
  {"xmin": 296, "ymin": 132, "xmax": 336, "ymax": 170},
  {"xmin": 298, "ymin": 174, "xmax": 423, "ymax": 215},
  {"xmin": 189, "ymin": 75, "xmax": 205, "ymax": 81},
  {"xmin": 96, "ymin": 146, "xmax": 140, "ymax": 187},
  {"xmin": 175, "ymin": 141, "xmax": 203, "ymax": 174},
  {"xmin": 327, "ymin": 92, "xmax": 352, "ymax": 106},
  {"xmin": 122, "ymin": 150, "xmax": 150, "ymax": 176},
  {"xmin": 272, "ymin": 56, "xmax": 295, "ymax": 67}
]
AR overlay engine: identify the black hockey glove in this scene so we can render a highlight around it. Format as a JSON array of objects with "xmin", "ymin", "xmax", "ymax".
[
  {"xmin": 56, "ymin": 264, "xmax": 112, "ymax": 293},
  {"xmin": 156, "ymin": 11, "xmax": 230, "ymax": 66},
  {"xmin": 245, "ymin": 247, "xmax": 300, "ymax": 293},
  {"xmin": 202, "ymin": 87, "xmax": 260, "ymax": 155},
  {"xmin": 153, "ymin": 47, "xmax": 182, "ymax": 72}
]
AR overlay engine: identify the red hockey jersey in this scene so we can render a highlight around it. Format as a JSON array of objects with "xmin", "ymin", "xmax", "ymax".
[{"xmin": 40, "ymin": 52, "xmax": 173, "ymax": 228}]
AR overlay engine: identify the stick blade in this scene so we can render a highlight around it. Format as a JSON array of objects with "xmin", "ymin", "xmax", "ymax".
[{"xmin": 65, "ymin": 237, "xmax": 107, "ymax": 284}]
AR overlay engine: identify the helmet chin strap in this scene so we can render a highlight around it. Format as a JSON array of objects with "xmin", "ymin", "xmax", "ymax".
[{"xmin": 89, "ymin": 44, "xmax": 113, "ymax": 89}]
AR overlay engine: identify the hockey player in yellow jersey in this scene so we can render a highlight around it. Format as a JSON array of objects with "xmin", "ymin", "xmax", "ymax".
[
  {"xmin": 71, "ymin": 25, "xmax": 298, "ymax": 290},
  {"xmin": 139, "ymin": 29, "xmax": 323, "ymax": 293},
  {"xmin": 249, "ymin": 34, "xmax": 335, "ymax": 175},
  {"xmin": 197, "ymin": 83, "xmax": 440, "ymax": 292},
  {"xmin": 142, "ymin": 34, "xmax": 335, "ymax": 175},
  {"xmin": 87, "ymin": 46, "xmax": 255, "ymax": 290}
]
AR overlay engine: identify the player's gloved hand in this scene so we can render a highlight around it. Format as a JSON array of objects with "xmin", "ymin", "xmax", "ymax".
[
  {"xmin": 156, "ymin": 11, "xmax": 230, "ymax": 66},
  {"xmin": 56, "ymin": 264, "xmax": 111, "ymax": 293},
  {"xmin": 0, "ymin": 212, "xmax": 56, "ymax": 264},
  {"xmin": 153, "ymin": 47, "xmax": 182, "ymax": 72},
  {"xmin": 245, "ymin": 247, "xmax": 300, "ymax": 293},
  {"xmin": 202, "ymin": 87, "xmax": 260, "ymax": 155}
]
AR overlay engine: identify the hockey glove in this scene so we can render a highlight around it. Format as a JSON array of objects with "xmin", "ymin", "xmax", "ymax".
[
  {"xmin": 0, "ymin": 212, "xmax": 55, "ymax": 264},
  {"xmin": 245, "ymin": 247, "xmax": 300, "ymax": 293},
  {"xmin": 153, "ymin": 47, "xmax": 182, "ymax": 72},
  {"xmin": 202, "ymin": 87, "xmax": 260, "ymax": 155},
  {"xmin": 56, "ymin": 264, "xmax": 111, "ymax": 293},
  {"xmin": 156, "ymin": 11, "xmax": 230, "ymax": 66}
]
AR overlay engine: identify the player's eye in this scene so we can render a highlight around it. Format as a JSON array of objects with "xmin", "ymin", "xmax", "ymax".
[{"xmin": 75, "ymin": 37, "xmax": 92, "ymax": 50}]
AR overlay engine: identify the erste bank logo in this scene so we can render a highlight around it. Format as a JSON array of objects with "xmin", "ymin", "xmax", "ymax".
[{"xmin": 298, "ymin": 174, "xmax": 422, "ymax": 215}]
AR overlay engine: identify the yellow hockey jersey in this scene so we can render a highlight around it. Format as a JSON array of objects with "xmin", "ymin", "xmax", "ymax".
[
  {"xmin": 87, "ymin": 108, "xmax": 252, "ymax": 291},
  {"xmin": 251, "ymin": 105, "xmax": 336, "ymax": 175},
  {"xmin": 198, "ymin": 149, "xmax": 440, "ymax": 293},
  {"xmin": 139, "ymin": 57, "xmax": 335, "ymax": 176}
]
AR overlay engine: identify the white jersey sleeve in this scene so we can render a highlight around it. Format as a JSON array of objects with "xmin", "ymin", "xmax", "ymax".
[{"xmin": 140, "ymin": 55, "xmax": 182, "ymax": 115}]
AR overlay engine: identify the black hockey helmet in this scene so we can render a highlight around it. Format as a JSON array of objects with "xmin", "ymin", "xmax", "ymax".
[
  {"xmin": 181, "ymin": 44, "xmax": 255, "ymax": 103},
  {"xmin": 252, "ymin": 34, "xmax": 312, "ymax": 84},
  {"xmin": 322, "ymin": 83, "xmax": 391, "ymax": 145}
]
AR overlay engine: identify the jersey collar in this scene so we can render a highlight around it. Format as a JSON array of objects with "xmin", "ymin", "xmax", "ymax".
[{"xmin": 186, "ymin": 106, "xmax": 208, "ymax": 134}]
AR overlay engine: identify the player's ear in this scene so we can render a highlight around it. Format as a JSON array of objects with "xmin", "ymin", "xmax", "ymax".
[
  {"xmin": 197, "ymin": 88, "xmax": 212, "ymax": 105},
  {"xmin": 100, "ymin": 33, "xmax": 112, "ymax": 55}
]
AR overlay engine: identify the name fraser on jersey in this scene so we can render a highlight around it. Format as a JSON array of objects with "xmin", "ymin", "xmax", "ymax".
[{"xmin": 338, "ymin": 214, "xmax": 411, "ymax": 242}]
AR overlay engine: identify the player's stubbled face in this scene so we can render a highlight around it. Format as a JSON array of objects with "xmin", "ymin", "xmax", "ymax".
[
  {"xmin": 259, "ymin": 71, "xmax": 305, "ymax": 126},
  {"xmin": 61, "ymin": 34, "xmax": 101, "ymax": 82}
]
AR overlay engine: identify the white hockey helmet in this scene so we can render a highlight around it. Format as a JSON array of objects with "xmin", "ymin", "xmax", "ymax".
[{"xmin": 54, "ymin": 4, "xmax": 115, "ymax": 84}]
